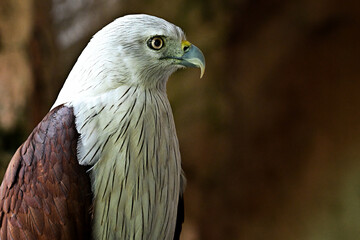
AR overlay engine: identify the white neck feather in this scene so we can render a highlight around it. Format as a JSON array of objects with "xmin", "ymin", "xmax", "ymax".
[
  {"xmin": 52, "ymin": 38, "xmax": 135, "ymax": 110},
  {"xmin": 69, "ymin": 86, "xmax": 183, "ymax": 239}
]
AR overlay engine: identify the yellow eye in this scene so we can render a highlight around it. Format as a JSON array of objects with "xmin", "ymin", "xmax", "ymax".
[{"xmin": 148, "ymin": 36, "xmax": 164, "ymax": 50}]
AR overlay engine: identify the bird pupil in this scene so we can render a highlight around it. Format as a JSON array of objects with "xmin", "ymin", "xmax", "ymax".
[
  {"xmin": 154, "ymin": 39, "xmax": 161, "ymax": 47},
  {"xmin": 148, "ymin": 37, "xmax": 163, "ymax": 50}
]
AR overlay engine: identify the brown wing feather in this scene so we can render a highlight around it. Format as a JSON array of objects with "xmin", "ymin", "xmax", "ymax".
[{"xmin": 0, "ymin": 105, "xmax": 92, "ymax": 240}]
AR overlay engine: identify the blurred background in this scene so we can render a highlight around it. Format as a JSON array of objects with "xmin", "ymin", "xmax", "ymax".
[{"xmin": 1, "ymin": 0, "xmax": 360, "ymax": 239}]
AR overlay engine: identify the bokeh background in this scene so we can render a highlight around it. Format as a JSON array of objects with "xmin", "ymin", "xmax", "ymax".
[{"xmin": 1, "ymin": 0, "xmax": 360, "ymax": 239}]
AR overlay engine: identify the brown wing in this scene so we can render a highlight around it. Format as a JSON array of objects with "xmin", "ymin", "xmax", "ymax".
[{"xmin": 0, "ymin": 105, "xmax": 92, "ymax": 240}]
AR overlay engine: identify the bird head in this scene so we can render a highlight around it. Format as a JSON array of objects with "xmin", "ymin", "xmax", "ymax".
[
  {"xmin": 53, "ymin": 14, "xmax": 205, "ymax": 108},
  {"xmin": 111, "ymin": 15, "xmax": 206, "ymax": 83}
]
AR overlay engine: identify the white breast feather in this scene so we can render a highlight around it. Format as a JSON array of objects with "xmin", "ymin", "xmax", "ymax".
[{"xmin": 69, "ymin": 86, "xmax": 182, "ymax": 239}]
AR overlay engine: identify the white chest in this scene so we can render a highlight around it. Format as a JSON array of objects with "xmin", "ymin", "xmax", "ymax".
[{"xmin": 71, "ymin": 86, "xmax": 182, "ymax": 239}]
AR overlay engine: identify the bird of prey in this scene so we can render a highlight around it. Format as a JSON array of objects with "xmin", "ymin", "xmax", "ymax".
[{"xmin": 0, "ymin": 14, "xmax": 205, "ymax": 240}]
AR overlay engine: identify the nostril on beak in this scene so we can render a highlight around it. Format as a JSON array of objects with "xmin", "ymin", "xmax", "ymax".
[
  {"xmin": 181, "ymin": 40, "xmax": 192, "ymax": 53},
  {"xmin": 183, "ymin": 45, "xmax": 190, "ymax": 52}
]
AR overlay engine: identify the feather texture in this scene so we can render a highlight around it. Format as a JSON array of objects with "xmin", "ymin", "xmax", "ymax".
[
  {"xmin": 0, "ymin": 105, "xmax": 92, "ymax": 240},
  {"xmin": 70, "ymin": 85, "xmax": 184, "ymax": 239}
]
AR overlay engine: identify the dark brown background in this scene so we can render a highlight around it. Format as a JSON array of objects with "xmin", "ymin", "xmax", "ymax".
[{"xmin": 1, "ymin": 0, "xmax": 360, "ymax": 239}]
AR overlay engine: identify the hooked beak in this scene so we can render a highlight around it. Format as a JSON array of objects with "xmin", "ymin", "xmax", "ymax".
[
  {"xmin": 179, "ymin": 40, "xmax": 206, "ymax": 78},
  {"xmin": 162, "ymin": 40, "xmax": 206, "ymax": 78}
]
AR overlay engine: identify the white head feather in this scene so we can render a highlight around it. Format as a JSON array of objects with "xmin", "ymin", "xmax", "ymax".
[{"xmin": 52, "ymin": 14, "xmax": 186, "ymax": 109}]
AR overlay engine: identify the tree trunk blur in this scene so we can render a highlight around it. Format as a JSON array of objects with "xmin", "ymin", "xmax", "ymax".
[{"xmin": 0, "ymin": 0, "xmax": 33, "ymax": 176}]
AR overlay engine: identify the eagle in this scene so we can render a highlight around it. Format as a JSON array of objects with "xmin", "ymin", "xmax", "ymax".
[{"xmin": 0, "ymin": 14, "xmax": 205, "ymax": 240}]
